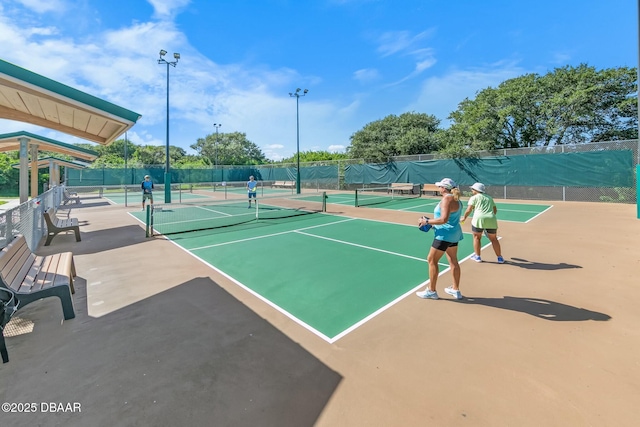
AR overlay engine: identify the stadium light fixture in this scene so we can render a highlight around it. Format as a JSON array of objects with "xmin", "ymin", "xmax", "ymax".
[
  {"xmin": 289, "ymin": 88, "xmax": 308, "ymax": 194},
  {"xmin": 213, "ymin": 123, "xmax": 222, "ymax": 169},
  {"xmin": 158, "ymin": 49, "xmax": 180, "ymax": 203}
]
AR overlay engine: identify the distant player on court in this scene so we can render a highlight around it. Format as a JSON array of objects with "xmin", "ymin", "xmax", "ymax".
[
  {"xmin": 141, "ymin": 175, "xmax": 154, "ymax": 211},
  {"xmin": 247, "ymin": 176, "xmax": 257, "ymax": 208}
]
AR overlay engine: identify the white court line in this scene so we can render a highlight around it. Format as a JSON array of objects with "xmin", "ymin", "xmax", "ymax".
[
  {"xmin": 198, "ymin": 205, "xmax": 236, "ymax": 216},
  {"xmin": 328, "ymin": 198, "xmax": 356, "ymax": 205},
  {"xmin": 499, "ymin": 207, "xmax": 547, "ymax": 213},
  {"xmin": 159, "ymin": 213, "xmax": 480, "ymax": 343},
  {"xmin": 294, "ymin": 230, "xmax": 426, "ymax": 262},
  {"xmin": 524, "ymin": 205, "xmax": 554, "ymax": 223},
  {"xmin": 156, "ymin": 211, "xmax": 256, "ymax": 227},
  {"xmin": 189, "ymin": 217, "xmax": 357, "ymax": 251},
  {"xmin": 331, "ymin": 275, "xmax": 441, "ymax": 342},
  {"xmin": 165, "ymin": 239, "xmax": 335, "ymax": 343},
  {"xmin": 398, "ymin": 201, "xmax": 439, "ymax": 211},
  {"xmin": 331, "ymin": 236, "xmax": 503, "ymax": 341}
]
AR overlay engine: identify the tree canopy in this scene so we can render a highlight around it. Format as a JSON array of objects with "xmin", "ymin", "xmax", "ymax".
[
  {"xmin": 347, "ymin": 112, "xmax": 441, "ymax": 163},
  {"xmin": 445, "ymin": 64, "xmax": 638, "ymax": 150},
  {"xmin": 190, "ymin": 131, "xmax": 267, "ymax": 166},
  {"xmin": 280, "ymin": 150, "xmax": 350, "ymax": 163}
]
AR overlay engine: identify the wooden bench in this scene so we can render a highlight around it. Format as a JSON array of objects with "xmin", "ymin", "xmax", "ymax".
[
  {"xmin": 272, "ymin": 181, "xmax": 296, "ymax": 188},
  {"xmin": 43, "ymin": 208, "xmax": 81, "ymax": 246},
  {"xmin": 1, "ymin": 287, "xmax": 18, "ymax": 363},
  {"xmin": 62, "ymin": 189, "xmax": 80, "ymax": 205},
  {"xmin": 0, "ymin": 235, "xmax": 76, "ymax": 324},
  {"xmin": 422, "ymin": 184, "xmax": 440, "ymax": 196},
  {"xmin": 389, "ymin": 182, "xmax": 415, "ymax": 194}
]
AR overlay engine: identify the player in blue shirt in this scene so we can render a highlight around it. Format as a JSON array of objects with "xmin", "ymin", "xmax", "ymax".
[
  {"xmin": 247, "ymin": 176, "xmax": 258, "ymax": 208},
  {"xmin": 141, "ymin": 175, "xmax": 154, "ymax": 211},
  {"xmin": 415, "ymin": 178, "xmax": 464, "ymax": 300}
]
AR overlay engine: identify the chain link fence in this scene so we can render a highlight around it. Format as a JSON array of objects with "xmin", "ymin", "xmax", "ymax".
[{"xmin": 67, "ymin": 140, "xmax": 638, "ymax": 204}]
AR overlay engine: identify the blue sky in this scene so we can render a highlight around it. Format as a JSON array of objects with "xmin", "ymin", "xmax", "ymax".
[{"xmin": 0, "ymin": 0, "xmax": 636, "ymax": 160}]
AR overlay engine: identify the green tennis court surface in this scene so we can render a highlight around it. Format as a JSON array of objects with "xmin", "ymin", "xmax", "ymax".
[
  {"xmin": 196, "ymin": 186, "xmax": 295, "ymax": 196},
  {"xmin": 130, "ymin": 209, "xmax": 491, "ymax": 342},
  {"xmin": 142, "ymin": 194, "xmax": 327, "ymax": 235},
  {"xmin": 325, "ymin": 192, "xmax": 551, "ymax": 223},
  {"xmin": 103, "ymin": 191, "xmax": 212, "ymax": 205}
]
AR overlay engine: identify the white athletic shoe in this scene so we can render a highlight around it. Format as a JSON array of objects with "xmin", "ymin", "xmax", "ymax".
[
  {"xmin": 416, "ymin": 290, "xmax": 439, "ymax": 299},
  {"xmin": 444, "ymin": 286, "xmax": 462, "ymax": 300}
]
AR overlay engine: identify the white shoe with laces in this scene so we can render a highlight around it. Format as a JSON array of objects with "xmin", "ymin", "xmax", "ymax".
[
  {"xmin": 445, "ymin": 286, "xmax": 462, "ymax": 300},
  {"xmin": 416, "ymin": 290, "xmax": 439, "ymax": 300}
]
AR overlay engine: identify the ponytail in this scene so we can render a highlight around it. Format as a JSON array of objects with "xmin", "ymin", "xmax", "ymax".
[{"xmin": 451, "ymin": 187, "xmax": 461, "ymax": 201}]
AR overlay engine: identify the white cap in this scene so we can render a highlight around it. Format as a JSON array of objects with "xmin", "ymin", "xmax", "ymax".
[
  {"xmin": 471, "ymin": 182, "xmax": 485, "ymax": 193},
  {"xmin": 434, "ymin": 178, "xmax": 457, "ymax": 190}
]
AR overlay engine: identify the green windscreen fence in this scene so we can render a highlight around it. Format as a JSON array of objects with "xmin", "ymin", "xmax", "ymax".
[
  {"xmin": 344, "ymin": 150, "xmax": 634, "ymax": 188},
  {"xmin": 66, "ymin": 150, "xmax": 634, "ymax": 197},
  {"xmin": 67, "ymin": 165, "xmax": 339, "ymax": 187}
]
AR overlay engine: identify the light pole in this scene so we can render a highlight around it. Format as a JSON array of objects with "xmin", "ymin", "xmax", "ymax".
[
  {"xmin": 213, "ymin": 123, "xmax": 222, "ymax": 170},
  {"xmin": 158, "ymin": 49, "xmax": 180, "ymax": 203},
  {"xmin": 289, "ymin": 88, "xmax": 308, "ymax": 194}
]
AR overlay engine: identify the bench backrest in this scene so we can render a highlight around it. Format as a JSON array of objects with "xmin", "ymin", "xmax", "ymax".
[
  {"xmin": 0, "ymin": 236, "xmax": 35, "ymax": 290},
  {"xmin": 44, "ymin": 208, "xmax": 55, "ymax": 228}
]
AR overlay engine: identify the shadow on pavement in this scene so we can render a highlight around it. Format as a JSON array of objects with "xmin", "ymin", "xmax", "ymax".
[
  {"xmin": 506, "ymin": 257, "xmax": 582, "ymax": 270},
  {"xmin": 57, "ymin": 200, "xmax": 113, "ymax": 210},
  {"xmin": 458, "ymin": 296, "xmax": 611, "ymax": 321},
  {"xmin": 0, "ymin": 277, "xmax": 342, "ymax": 427},
  {"xmin": 37, "ymin": 225, "xmax": 148, "ymax": 256}
]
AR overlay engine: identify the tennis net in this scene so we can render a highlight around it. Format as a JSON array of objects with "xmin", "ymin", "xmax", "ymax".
[
  {"xmin": 146, "ymin": 192, "xmax": 327, "ymax": 236},
  {"xmin": 355, "ymin": 186, "xmax": 421, "ymax": 207}
]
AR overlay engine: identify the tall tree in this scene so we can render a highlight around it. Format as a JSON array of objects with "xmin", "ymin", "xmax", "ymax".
[
  {"xmin": 445, "ymin": 64, "xmax": 638, "ymax": 150},
  {"xmin": 348, "ymin": 112, "xmax": 441, "ymax": 163},
  {"xmin": 87, "ymin": 138, "xmax": 139, "ymax": 166},
  {"xmin": 133, "ymin": 145, "xmax": 166, "ymax": 166},
  {"xmin": 0, "ymin": 152, "xmax": 20, "ymax": 193},
  {"xmin": 280, "ymin": 150, "xmax": 350, "ymax": 163},
  {"xmin": 191, "ymin": 131, "xmax": 267, "ymax": 165}
]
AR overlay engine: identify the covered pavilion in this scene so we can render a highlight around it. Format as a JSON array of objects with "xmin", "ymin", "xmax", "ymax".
[
  {"xmin": 0, "ymin": 58, "xmax": 141, "ymax": 202},
  {"xmin": 0, "ymin": 131, "xmax": 98, "ymax": 202},
  {"xmin": 11, "ymin": 155, "xmax": 90, "ymax": 191}
]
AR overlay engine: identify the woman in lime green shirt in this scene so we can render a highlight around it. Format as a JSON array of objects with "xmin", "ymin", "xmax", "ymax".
[{"xmin": 461, "ymin": 183, "xmax": 504, "ymax": 264}]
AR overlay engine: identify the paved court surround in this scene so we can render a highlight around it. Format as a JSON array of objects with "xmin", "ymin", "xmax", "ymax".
[{"xmin": 3, "ymin": 195, "xmax": 637, "ymax": 426}]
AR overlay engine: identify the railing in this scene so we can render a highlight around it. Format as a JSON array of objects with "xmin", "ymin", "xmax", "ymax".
[{"xmin": 0, "ymin": 186, "xmax": 64, "ymax": 250}]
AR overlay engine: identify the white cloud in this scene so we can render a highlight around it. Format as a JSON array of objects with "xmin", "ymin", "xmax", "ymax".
[
  {"xmin": 353, "ymin": 68, "xmax": 380, "ymax": 83},
  {"xmin": 375, "ymin": 31, "xmax": 437, "ymax": 85},
  {"xmin": 406, "ymin": 62, "xmax": 526, "ymax": 126},
  {"xmin": 328, "ymin": 145, "xmax": 346, "ymax": 153},
  {"xmin": 552, "ymin": 51, "xmax": 572, "ymax": 65},
  {"xmin": 15, "ymin": 0, "xmax": 65, "ymax": 14},
  {"xmin": 376, "ymin": 29, "xmax": 434, "ymax": 57},
  {"xmin": 146, "ymin": 0, "xmax": 191, "ymax": 19},
  {"xmin": 415, "ymin": 58, "xmax": 437, "ymax": 73}
]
